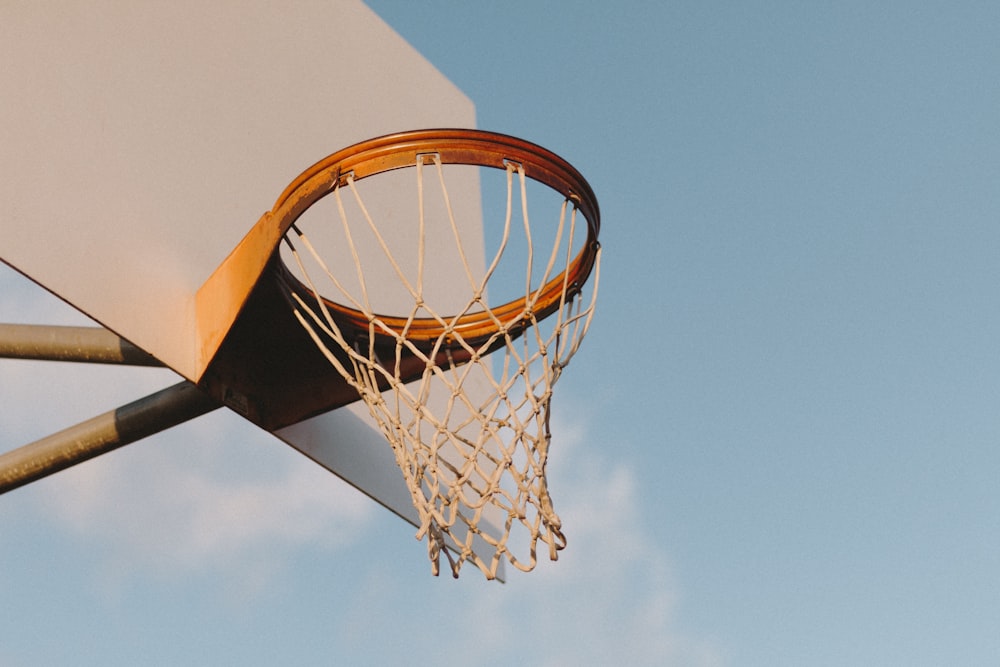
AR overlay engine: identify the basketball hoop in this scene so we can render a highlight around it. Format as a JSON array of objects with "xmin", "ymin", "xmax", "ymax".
[{"xmin": 269, "ymin": 130, "xmax": 601, "ymax": 578}]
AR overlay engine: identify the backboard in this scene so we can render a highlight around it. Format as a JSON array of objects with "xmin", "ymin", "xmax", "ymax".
[{"xmin": 0, "ymin": 2, "xmax": 488, "ymax": 543}]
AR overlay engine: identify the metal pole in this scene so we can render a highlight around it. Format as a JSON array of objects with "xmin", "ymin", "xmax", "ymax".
[
  {"xmin": 0, "ymin": 323, "xmax": 164, "ymax": 366},
  {"xmin": 0, "ymin": 381, "xmax": 220, "ymax": 495}
]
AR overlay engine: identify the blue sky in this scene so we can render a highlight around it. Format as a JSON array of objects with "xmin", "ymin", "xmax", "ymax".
[{"xmin": 3, "ymin": 2, "xmax": 1000, "ymax": 665}]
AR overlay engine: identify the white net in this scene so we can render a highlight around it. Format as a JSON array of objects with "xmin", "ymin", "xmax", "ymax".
[{"xmin": 279, "ymin": 156, "xmax": 600, "ymax": 579}]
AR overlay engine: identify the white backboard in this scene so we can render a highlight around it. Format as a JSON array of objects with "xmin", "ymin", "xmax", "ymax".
[{"xmin": 0, "ymin": 0, "xmax": 498, "ymax": 556}]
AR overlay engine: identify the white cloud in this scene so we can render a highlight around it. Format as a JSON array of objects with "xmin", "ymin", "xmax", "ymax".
[
  {"xmin": 334, "ymin": 406, "xmax": 726, "ymax": 667},
  {"xmin": 31, "ymin": 411, "xmax": 376, "ymax": 594},
  {"xmin": 472, "ymin": 411, "xmax": 724, "ymax": 667},
  {"xmin": 1, "ymin": 267, "xmax": 376, "ymax": 600}
]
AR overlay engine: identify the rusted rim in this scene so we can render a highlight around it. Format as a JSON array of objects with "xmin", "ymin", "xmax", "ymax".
[{"xmin": 270, "ymin": 129, "xmax": 600, "ymax": 347}]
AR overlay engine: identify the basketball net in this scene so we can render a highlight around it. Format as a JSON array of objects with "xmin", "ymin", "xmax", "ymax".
[{"xmin": 280, "ymin": 156, "xmax": 600, "ymax": 579}]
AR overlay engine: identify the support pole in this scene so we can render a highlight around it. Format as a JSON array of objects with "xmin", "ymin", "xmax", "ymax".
[
  {"xmin": 0, "ymin": 323, "xmax": 164, "ymax": 366},
  {"xmin": 0, "ymin": 381, "xmax": 220, "ymax": 495}
]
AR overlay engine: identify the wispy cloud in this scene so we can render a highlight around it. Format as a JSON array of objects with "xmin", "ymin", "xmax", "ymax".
[
  {"xmin": 1, "ymin": 269, "xmax": 376, "ymax": 600},
  {"xmin": 475, "ymin": 410, "xmax": 724, "ymax": 667},
  {"xmin": 327, "ymin": 406, "xmax": 726, "ymax": 667},
  {"xmin": 29, "ymin": 413, "xmax": 377, "ymax": 595}
]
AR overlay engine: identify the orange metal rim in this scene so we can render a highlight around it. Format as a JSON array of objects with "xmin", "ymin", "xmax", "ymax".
[{"xmin": 270, "ymin": 129, "xmax": 601, "ymax": 347}]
